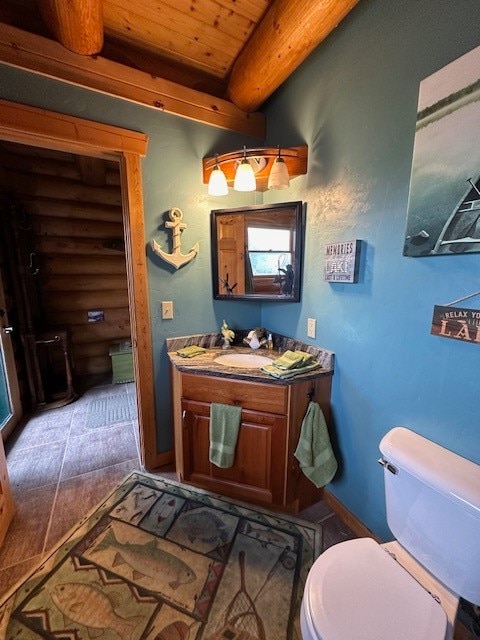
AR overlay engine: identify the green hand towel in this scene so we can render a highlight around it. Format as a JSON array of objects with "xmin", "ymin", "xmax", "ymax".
[
  {"xmin": 293, "ymin": 350, "xmax": 314, "ymax": 366},
  {"xmin": 261, "ymin": 361, "xmax": 321, "ymax": 379},
  {"xmin": 209, "ymin": 403, "xmax": 242, "ymax": 468},
  {"xmin": 294, "ymin": 401, "xmax": 337, "ymax": 488},
  {"xmin": 273, "ymin": 350, "xmax": 305, "ymax": 370},
  {"xmin": 177, "ymin": 345, "xmax": 206, "ymax": 358}
]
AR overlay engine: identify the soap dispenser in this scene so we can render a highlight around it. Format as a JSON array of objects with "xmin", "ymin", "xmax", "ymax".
[{"xmin": 267, "ymin": 333, "xmax": 274, "ymax": 350}]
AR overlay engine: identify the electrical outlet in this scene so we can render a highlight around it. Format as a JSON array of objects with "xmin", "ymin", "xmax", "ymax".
[
  {"xmin": 161, "ymin": 301, "xmax": 174, "ymax": 319},
  {"xmin": 307, "ymin": 317, "xmax": 316, "ymax": 339}
]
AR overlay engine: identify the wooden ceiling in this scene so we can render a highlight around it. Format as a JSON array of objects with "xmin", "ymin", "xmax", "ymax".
[{"xmin": 0, "ymin": 0, "xmax": 359, "ymax": 136}]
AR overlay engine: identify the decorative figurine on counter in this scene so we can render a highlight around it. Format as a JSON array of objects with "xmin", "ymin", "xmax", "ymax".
[{"xmin": 221, "ymin": 320, "xmax": 235, "ymax": 349}]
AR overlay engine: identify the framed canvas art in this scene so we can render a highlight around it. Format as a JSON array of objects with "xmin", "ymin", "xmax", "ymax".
[{"xmin": 404, "ymin": 45, "xmax": 480, "ymax": 257}]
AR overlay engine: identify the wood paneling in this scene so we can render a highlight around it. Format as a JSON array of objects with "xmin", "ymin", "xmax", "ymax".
[
  {"xmin": 45, "ymin": 307, "xmax": 129, "ymax": 326},
  {"xmin": 33, "ymin": 217, "xmax": 123, "ymax": 239},
  {"xmin": 0, "ymin": 141, "xmax": 131, "ymax": 381},
  {"xmin": 34, "ymin": 237, "xmax": 126, "ymax": 257},
  {"xmin": 43, "ymin": 290, "xmax": 129, "ymax": 312},
  {"xmin": 5, "ymin": 173, "xmax": 122, "ymax": 206},
  {"xmin": 0, "ymin": 98, "xmax": 147, "ymax": 156},
  {"xmin": 0, "ymin": 24, "xmax": 265, "ymax": 137},
  {"xmin": 42, "ymin": 274, "xmax": 128, "ymax": 291},
  {"xmin": 71, "ymin": 320, "xmax": 130, "ymax": 344},
  {"xmin": 0, "ymin": 0, "xmax": 358, "ymax": 116},
  {"xmin": 102, "ymin": 0, "xmax": 251, "ymax": 78},
  {"xmin": 26, "ymin": 200, "xmax": 123, "ymax": 223},
  {"xmin": 41, "ymin": 255, "xmax": 127, "ymax": 275}
]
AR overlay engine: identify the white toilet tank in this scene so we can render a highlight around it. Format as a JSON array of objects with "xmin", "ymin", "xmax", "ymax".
[{"xmin": 379, "ymin": 427, "xmax": 480, "ymax": 605}]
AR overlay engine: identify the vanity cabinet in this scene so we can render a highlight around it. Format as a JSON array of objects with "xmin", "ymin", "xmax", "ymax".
[{"xmin": 171, "ymin": 368, "xmax": 332, "ymax": 512}]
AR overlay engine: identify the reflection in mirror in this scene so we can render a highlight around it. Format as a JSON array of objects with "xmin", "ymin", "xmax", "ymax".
[{"xmin": 211, "ymin": 201, "xmax": 304, "ymax": 301}]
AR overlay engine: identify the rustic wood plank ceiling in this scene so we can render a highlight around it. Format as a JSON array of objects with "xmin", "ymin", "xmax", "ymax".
[
  {"xmin": 103, "ymin": 0, "xmax": 270, "ymax": 80},
  {"xmin": 0, "ymin": 0, "xmax": 359, "ymax": 135}
]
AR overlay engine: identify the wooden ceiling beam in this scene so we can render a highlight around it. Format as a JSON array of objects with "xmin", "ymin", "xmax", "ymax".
[
  {"xmin": 0, "ymin": 24, "xmax": 265, "ymax": 138},
  {"xmin": 37, "ymin": 0, "xmax": 104, "ymax": 55},
  {"xmin": 227, "ymin": 0, "xmax": 360, "ymax": 112}
]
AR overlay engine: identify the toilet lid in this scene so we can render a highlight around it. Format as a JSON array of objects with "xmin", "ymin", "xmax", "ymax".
[{"xmin": 303, "ymin": 538, "xmax": 447, "ymax": 640}]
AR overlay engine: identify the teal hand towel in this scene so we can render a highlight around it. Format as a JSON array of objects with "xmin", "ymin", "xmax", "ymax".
[
  {"xmin": 294, "ymin": 401, "xmax": 337, "ymax": 488},
  {"xmin": 209, "ymin": 403, "xmax": 242, "ymax": 468}
]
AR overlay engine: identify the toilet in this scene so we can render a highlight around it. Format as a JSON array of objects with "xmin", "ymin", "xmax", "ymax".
[{"xmin": 300, "ymin": 426, "xmax": 480, "ymax": 640}]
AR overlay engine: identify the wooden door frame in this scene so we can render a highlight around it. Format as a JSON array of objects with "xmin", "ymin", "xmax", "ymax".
[
  {"xmin": 0, "ymin": 98, "xmax": 160, "ymax": 469},
  {"xmin": 0, "ymin": 267, "xmax": 22, "ymax": 441}
]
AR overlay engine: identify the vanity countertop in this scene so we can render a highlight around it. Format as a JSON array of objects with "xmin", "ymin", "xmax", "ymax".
[{"xmin": 167, "ymin": 346, "xmax": 333, "ymax": 384}]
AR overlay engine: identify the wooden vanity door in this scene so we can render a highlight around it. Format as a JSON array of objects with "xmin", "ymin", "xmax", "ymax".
[
  {"xmin": 211, "ymin": 408, "xmax": 287, "ymax": 505},
  {"xmin": 0, "ymin": 435, "xmax": 15, "ymax": 546},
  {"xmin": 181, "ymin": 399, "xmax": 287, "ymax": 506}
]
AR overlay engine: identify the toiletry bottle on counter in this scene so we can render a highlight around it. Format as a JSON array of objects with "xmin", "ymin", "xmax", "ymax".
[{"xmin": 267, "ymin": 333, "xmax": 274, "ymax": 350}]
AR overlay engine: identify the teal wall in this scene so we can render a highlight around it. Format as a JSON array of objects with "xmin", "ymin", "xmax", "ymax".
[
  {"xmin": 1, "ymin": 0, "xmax": 479, "ymax": 539},
  {"xmin": 262, "ymin": 0, "xmax": 480, "ymax": 538},
  {"xmin": 0, "ymin": 66, "xmax": 262, "ymax": 452}
]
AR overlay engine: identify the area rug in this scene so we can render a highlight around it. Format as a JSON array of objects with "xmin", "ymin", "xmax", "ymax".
[
  {"xmin": 86, "ymin": 393, "xmax": 137, "ymax": 429},
  {"xmin": 0, "ymin": 471, "xmax": 322, "ymax": 640}
]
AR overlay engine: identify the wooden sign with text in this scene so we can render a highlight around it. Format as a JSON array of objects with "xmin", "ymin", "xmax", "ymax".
[
  {"xmin": 431, "ymin": 305, "xmax": 480, "ymax": 345},
  {"xmin": 324, "ymin": 240, "xmax": 360, "ymax": 283}
]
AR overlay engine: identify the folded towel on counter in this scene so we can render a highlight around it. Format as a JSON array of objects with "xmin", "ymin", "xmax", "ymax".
[
  {"xmin": 176, "ymin": 345, "xmax": 206, "ymax": 358},
  {"xmin": 272, "ymin": 350, "xmax": 305, "ymax": 369},
  {"xmin": 294, "ymin": 401, "xmax": 337, "ymax": 488},
  {"xmin": 293, "ymin": 350, "xmax": 314, "ymax": 366},
  {"xmin": 273, "ymin": 349, "xmax": 314, "ymax": 370},
  {"xmin": 209, "ymin": 403, "xmax": 242, "ymax": 468},
  {"xmin": 261, "ymin": 361, "xmax": 321, "ymax": 379}
]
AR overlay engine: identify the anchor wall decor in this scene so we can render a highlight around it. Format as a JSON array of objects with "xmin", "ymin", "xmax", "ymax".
[{"xmin": 151, "ymin": 207, "xmax": 199, "ymax": 270}]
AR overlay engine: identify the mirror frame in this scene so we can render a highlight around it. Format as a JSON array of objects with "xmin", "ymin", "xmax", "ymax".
[{"xmin": 211, "ymin": 200, "xmax": 304, "ymax": 302}]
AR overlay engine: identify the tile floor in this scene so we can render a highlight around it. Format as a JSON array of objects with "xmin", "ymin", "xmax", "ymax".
[{"xmin": 0, "ymin": 381, "xmax": 141, "ymax": 597}]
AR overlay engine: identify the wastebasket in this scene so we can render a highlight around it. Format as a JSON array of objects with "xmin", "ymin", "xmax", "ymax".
[{"xmin": 109, "ymin": 340, "xmax": 134, "ymax": 383}]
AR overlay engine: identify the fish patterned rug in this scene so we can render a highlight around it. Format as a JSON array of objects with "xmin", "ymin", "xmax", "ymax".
[{"xmin": 0, "ymin": 471, "xmax": 322, "ymax": 640}]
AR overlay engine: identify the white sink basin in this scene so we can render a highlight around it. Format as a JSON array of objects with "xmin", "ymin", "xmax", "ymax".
[{"xmin": 215, "ymin": 353, "xmax": 273, "ymax": 369}]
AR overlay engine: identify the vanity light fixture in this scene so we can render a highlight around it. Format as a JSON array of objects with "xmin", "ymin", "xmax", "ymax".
[
  {"xmin": 203, "ymin": 145, "xmax": 308, "ymax": 194},
  {"xmin": 207, "ymin": 154, "xmax": 229, "ymax": 196},
  {"xmin": 268, "ymin": 146, "xmax": 290, "ymax": 190},
  {"xmin": 233, "ymin": 146, "xmax": 256, "ymax": 192}
]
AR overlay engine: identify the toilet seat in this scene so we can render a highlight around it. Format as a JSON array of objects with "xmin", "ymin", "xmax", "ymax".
[{"xmin": 301, "ymin": 537, "xmax": 447, "ymax": 640}]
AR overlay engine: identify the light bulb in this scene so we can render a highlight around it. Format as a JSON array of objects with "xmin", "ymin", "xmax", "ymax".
[
  {"xmin": 208, "ymin": 162, "xmax": 228, "ymax": 196},
  {"xmin": 268, "ymin": 150, "xmax": 290, "ymax": 190},
  {"xmin": 233, "ymin": 146, "xmax": 256, "ymax": 192}
]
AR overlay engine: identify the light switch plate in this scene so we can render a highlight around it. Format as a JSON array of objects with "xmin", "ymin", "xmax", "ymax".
[
  {"xmin": 161, "ymin": 301, "xmax": 174, "ymax": 319},
  {"xmin": 307, "ymin": 317, "xmax": 316, "ymax": 339}
]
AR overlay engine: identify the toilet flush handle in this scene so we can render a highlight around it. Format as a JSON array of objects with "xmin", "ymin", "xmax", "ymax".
[{"xmin": 377, "ymin": 457, "xmax": 398, "ymax": 474}]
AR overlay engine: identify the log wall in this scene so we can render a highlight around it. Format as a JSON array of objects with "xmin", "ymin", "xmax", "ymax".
[{"xmin": 0, "ymin": 142, "xmax": 131, "ymax": 379}]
